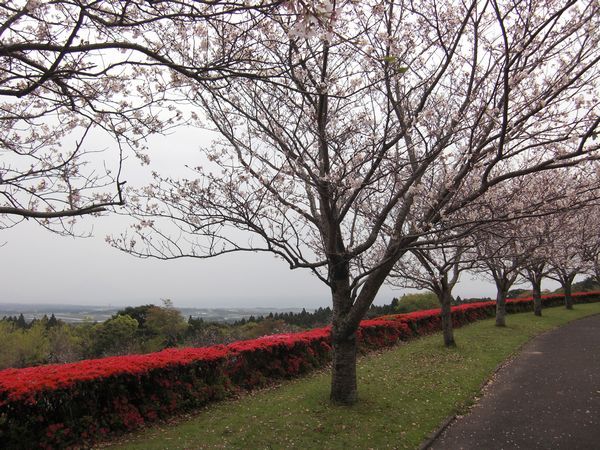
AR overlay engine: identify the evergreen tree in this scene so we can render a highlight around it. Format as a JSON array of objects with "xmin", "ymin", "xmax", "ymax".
[
  {"xmin": 47, "ymin": 314, "xmax": 59, "ymax": 328},
  {"xmin": 16, "ymin": 314, "xmax": 27, "ymax": 329}
]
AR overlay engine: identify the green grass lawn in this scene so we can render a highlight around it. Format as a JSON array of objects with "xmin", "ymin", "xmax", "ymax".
[{"xmin": 102, "ymin": 303, "xmax": 600, "ymax": 450}]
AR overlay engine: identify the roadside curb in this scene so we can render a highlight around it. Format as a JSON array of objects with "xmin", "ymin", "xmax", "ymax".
[{"xmin": 418, "ymin": 414, "xmax": 456, "ymax": 450}]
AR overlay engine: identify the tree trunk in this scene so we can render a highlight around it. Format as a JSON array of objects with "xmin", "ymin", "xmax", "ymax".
[
  {"xmin": 328, "ymin": 261, "xmax": 359, "ymax": 406},
  {"xmin": 495, "ymin": 288, "xmax": 507, "ymax": 327},
  {"xmin": 326, "ymin": 239, "xmax": 411, "ymax": 405},
  {"xmin": 564, "ymin": 280, "xmax": 573, "ymax": 310},
  {"xmin": 532, "ymin": 278, "xmax": 542, "ymax": 317},
  {"xmin": 330, "ymin": 332, "xmax": 358, "ymax": 405},
  {"xmin": 438, "ymin": 289, "xmax": 456, "ymax": 347}
]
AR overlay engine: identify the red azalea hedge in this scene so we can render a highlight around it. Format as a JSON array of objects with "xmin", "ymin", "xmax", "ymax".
[{"xmin": 1, "ymin": 291, "xmax": 599, "ymax": 448}]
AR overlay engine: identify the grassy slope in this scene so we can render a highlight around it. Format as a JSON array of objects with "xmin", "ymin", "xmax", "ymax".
[{"xmin": 104, "ymin": 303, "xmax": 600, "ymax": 450}]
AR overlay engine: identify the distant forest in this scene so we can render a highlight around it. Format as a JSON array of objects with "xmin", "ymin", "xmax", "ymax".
[{"xmin": 2, "ymin": 278, "xmax": 597, "ymax": 371}]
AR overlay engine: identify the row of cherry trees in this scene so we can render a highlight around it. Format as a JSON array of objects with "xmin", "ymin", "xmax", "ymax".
[
  {"xmin": 392, "ymin": 168, "xmax": 600, "ymax": 348},
  {"xmin": 2, "ymin": 1, "xmax": 599, "ymax": 405}
]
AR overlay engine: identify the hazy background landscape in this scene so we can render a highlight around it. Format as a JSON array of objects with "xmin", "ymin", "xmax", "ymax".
[
  {"xmin": 0, "ymin": 302, "xmax": 306, "ymax": 324},
  {"xmin": 2, "ymin": 216, "xmax": 559, "ymax": 313}
]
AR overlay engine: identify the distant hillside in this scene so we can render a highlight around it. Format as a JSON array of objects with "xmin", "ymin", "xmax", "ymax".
[
  {"xmin": 506, "ymin": 289, "xmax": 531, "ymax": 299},
  {"xmin": 553, "ymin": 276, "xmax": 600, "ymax": 294},
  {"xmin": 506, "ymin": 276, "xmax": 600, "ymax": 299}
]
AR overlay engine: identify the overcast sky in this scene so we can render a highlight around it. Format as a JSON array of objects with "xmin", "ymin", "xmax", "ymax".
[
  {"xmin": 2, "ymin": 127, "xmax": 564, "ymax": 309},
  {"xmin": 4, "ymin": 216, "xmax": 542, "ymax": 309}
]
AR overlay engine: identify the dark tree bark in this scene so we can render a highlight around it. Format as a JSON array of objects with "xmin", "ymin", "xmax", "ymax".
[
  {"xmin": 532, "ymin": 277, "xmax": 543, "ymax": 316},
  {"xmin": 327, "ymin": 240, "xmax": 410, "ymax": 405},
  {"xmin": 329, "ymin": 256, "xmax": 360, "ymax": 405},
  {"xmin": 486, "ymin": 262, "xmax": 519, "ymax": 328},
  {"xmin": 493, "ymin": 274, "xmax": 514, "ymax": 327},
  {"xmin": 433, "ymin": 276, "xmax": 456, "ymax": 347},
  {"xmin": 564, "ymin": 279, "xmax": 574, "ymax": 309},
  {"xmin": 553, "ymin": 271, "xmax": 577, "ymax": 310},
  {"xmin": 495, "ymin": 287, "xmax": 508, "ymax": 327},
  {"xmin": 524, "ymin": 265, "xmax": 545, "ymax": 317},
  {"xmin": 330, "ymin": 332, "xmax": 358, "ymax": 405},
  {"xmin": 439, "ymin": 289, "xmax": 456, "ymax": 347}
]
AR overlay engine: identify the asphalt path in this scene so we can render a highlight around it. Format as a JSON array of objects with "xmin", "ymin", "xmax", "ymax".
[{"xmin": 429, "ymin": 313, "xmax": 600, "ymax": 450}]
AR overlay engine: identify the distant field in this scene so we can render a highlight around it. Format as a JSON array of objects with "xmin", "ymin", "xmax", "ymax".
[
  {"xmin": 0, "ymin": 303, "xmax": 307, "ymax": 323},
  {"xmin": 102, "ymin": 302, "xmax": 600, "ymax": 450}
]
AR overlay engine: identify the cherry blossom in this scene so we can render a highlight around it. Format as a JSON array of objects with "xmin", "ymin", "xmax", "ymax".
[{"xmin": 102, "ymin": 0, "xmax": 600, "ymax": 404}]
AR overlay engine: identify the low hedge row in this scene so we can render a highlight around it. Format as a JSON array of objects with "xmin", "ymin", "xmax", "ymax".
[{"xmin": 1, "ymin": 291, "xmax": 599, "ymax": 448}]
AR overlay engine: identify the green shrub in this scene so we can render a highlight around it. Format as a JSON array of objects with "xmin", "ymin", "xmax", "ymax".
[{"xmin": 395, "ymin": 292, "xmax": 440, "ymax": 313}]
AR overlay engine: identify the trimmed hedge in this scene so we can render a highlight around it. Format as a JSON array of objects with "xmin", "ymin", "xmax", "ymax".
[{"xmin": 1, "ymin": 291, "xmax": 599, "ymax": 448}]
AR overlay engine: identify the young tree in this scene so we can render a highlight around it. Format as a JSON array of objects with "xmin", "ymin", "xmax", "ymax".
[
  {"xmin": 521, "ymin": 253, "xmax": 550, "ymax": 317},
  {"xmin": 517, "ymin": 215, "xmax": 565, "ymax": 317},
  {"xmin": 547, "ymin": 209, "xmax": 594, "ymax": 309},
  {"xmin": 113, "ymin": 1, "xmax": 600, "ymax": 404},
  {"xmin": 473, "ymin": 223, "xmax": 525, "ymax": 327},
  {"xmin": 390, "ymin": 231, "xmax": 474, "ymax": 347}
]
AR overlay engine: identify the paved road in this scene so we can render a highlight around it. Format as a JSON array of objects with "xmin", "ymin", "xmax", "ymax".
[{"xmin": 429, "ymin": 314, "xmax": 600, "ymax": 450}]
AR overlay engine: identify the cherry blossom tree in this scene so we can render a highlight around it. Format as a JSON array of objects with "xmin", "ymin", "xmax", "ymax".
[
  {"xmin": 510, "ymin": 168, "xmax": 600, "ymax": 310},
  {"xmin": 472, "ymin": 221, "xmax": 525, "ymax": 327},
  {"xmin": 113, "ymin": 1, "xmax": 600, "ymax": 404},
  {"xmin": 390, "ymin": 233, "xmax": 474, "ymax": 347},
  {"xmin": 518, "ymin": 225, "xmax": 553, "ymax": 317},
  {"xmin": 1, "ymin": 0, "xmax": 282, "ymax": 232},
  {"xmin": 581, "ymin": 206, "xmax": 600, "ymax": 285},
  {"xmin": 517, "ymin": 201, "xmax": 600, "ymax": 315},
  {"xmin": 547, "ymin": 207, "xmax": 597, "ymax": 309},
  {"xmin": 473, "ymin": 168, "xmax": 599, "ymax": 321}
]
